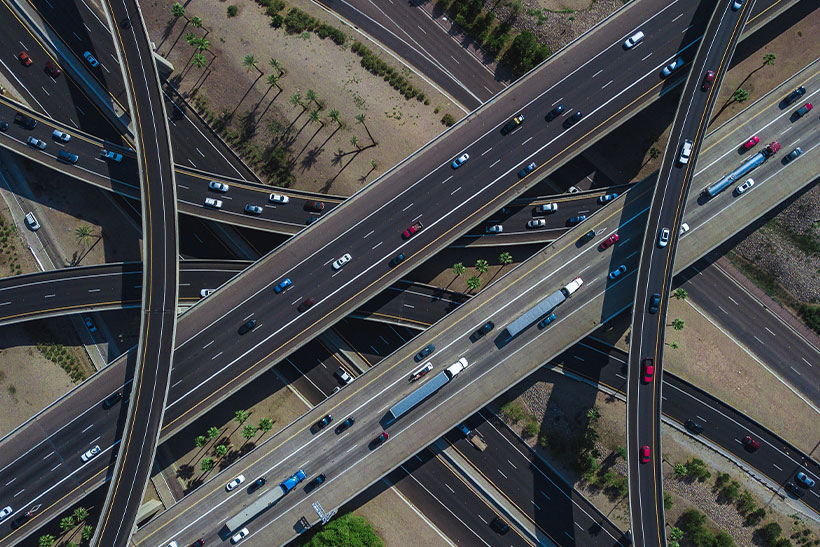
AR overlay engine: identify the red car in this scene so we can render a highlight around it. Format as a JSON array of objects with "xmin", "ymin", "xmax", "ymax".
[
  {"xmin": 701, "ymin": 70, "xmax": 715, "ymax": 91},
  {"xmin": 640, "ymin": 445, "xmax": 651, "ymax": 463},
  {"xmin": 742, "ymin": 136, "xmax": 759, "ymax": 150},
  {"xmin": 402, "ymin": 221, "xmax": 423, "ymax": 239},
  {"xmin": 642, "ymin": 358, "xmax": 655, "ymax": 383},
  {"xmin": 743, "ymin": 436, "xmax": 761, "ymax": 452},
  {"xmin": 18, "ymin": 51, "xmax": 32, "ymax": 67},
  {"xmin": 373, "ymin": 431, "xmax": 389, "ymax": 445},
  {"xmin": 600, "ymin": 233, "xmax": 619, "ymax": 250},
  {"xmin": 45, "ymin": 60, "xmax": 61, "ymax": 78}
]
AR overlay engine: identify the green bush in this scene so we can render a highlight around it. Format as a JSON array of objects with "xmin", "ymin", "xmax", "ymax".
[
  {"xmin": 500, "ymin": 401, "xmax": 528, "ymax": 424},
  {"xmin": 800, "ymin": 303, "xmax": 820, "ymax": 334},
  {"xmin": 522, "ymin": 421, "xmax": 539, "ymax": 438},
  {"xmin": 441, "ymin": 113, "xmax": 456, "ymax": 126},
  {"xmin": 227, "ymin": 5, "xmax": 238, "ymax": 17},
  {"xmin": 685, "ymin": 457, "xmax": 711, "ymax": 482},
  {"xmin": 663, "ymin": 491, "xmax": 673, "ymax": 509},
  {"xmin": 759, "ymin": 522, "xmax": 782, "ymax": 544},
  {"xmin": 305, "ymin": 513, "xmax": 383, "ymax": 546},
  {"xmin": 679, "ymin": 509, "xmax": 706, "ymax": 534},
  {"xmin": 745, "ymin": 507, "xmax": 766, "ymax": 526}
]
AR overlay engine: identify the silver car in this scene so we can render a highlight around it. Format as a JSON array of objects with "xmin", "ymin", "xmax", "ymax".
[
  {"xmin": 52, "ymin": 129, "xmax": 71, "ymax": 142},
  {"xmin": 209, "ymin": 180, "xmax": 229, "ymax": 192},
  {"xmin": 657, "ymin": 228, "xmax": 670, "ymax": 248},
  {"xmin": 27, "ymin": 136, "xmax": 47, "ymax": 150},
  {"xmin": 204, "ymin": 197, "xmax": 222, "ymax": 209},
  {"xmin": 0, "ymin": 506, "xmax": 12, "ymax": 524},
  {"xmin": 662, "ymin": 57, "xmax": 684, "ymax": 77},
  {"xmin": 623, "ymin": 30, "xmax": 645, "ymax": 49},
  {"xmin": 332, "ymin": 253, "xmax": 352, "ymax": 270},
  {"xmin": 81, "ymin": 445, "xmax": 101, "ymax": 462},
  {"xmin": 244, "ymin": 204, "xmax": 263, "ymax": 215}
]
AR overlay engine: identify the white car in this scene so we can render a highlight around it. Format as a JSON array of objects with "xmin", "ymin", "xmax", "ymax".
[
  {"xmin": 332, "ymin": 253, "xmax": 352, "ymax": 270},
  {"xmin": 662, "ymin": 57, "xmax": 684, "ymax": 77},
  {"xmin": 0, "ymin": 506, "xmax": 12, "ymax": 524},
  {"xmin": 52, "ymin": 129, "xmax": 71, "ymax": 142},
  {"xmin": 657, "ymin": 228, "xmax": 670, "ymax": 248},
  {"xmin": 678, "ymin": 139, "xmax": 693, "ymax": 164},
  {"xmin": 231, "ymin": 528, "xmax": 249, "ymax": 544},
  {"xmin": 335, "ymin": 367, "xmax": 352, "ymax": 385},
  {"xmin": 732, "ymin": 0, "xmax": 744, "ymax": 10},
  {"xmin": 226, "ymin": 474, "xmax": 245, "ymax": 491},
  {"xmin": 535, "ymin": 203, "xmax": 557, "ymax": 213},
  {"xmin": 204, "ymin": 197, "xmax": 222, "ymax": 209},
  {"xmin": 81, "ymin": 445, "xmax": 101, "ymax": 462},
  {"xmin": 209, "ymin": 181, "xmax": 229, "ymax": 192},
  {"xmin": 269, "ymin": 193, "xmax": 289, "ymax": 203},
  {"xmin": 200, "ymin": 289, "xmax": 214, "ymax": 297},
  {"xmin": 679, "ymin": 222, "xmax": 690, "ymax": 235},
  {"xmin": 624, "ymin": 30, "xmax": 645, "ymax": 49},
  {"xmin": 24, "ymin": 212, "xmax": 40, "ymax": 231},
  {"xmin": 734, "ymin": 178, "xmax": 754, "ymax": 195},
  {"xmin": 527, "ymin": 219, "xmax": 546, "ymax": 229},
  {"xmin": 101, "ymin": 149, "xmax": 123, "ymax": 162},
  {"xmin": 485, "ymin": 224, "xmax": 503, "ymax": 234}
]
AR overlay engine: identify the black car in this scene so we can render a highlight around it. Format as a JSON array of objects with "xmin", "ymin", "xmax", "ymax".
[
  {"xmin": 577, "ymin": 230, "xmax": 596, "ymax": 245},
  {"xmin": 648, "ymin": 293, "xmax": 661, "ymax": 314},
  {"xmin": 314, "ymin": 414, "xmax": 333, "ymax": 431},
  {"xmin": 335, "ymin": 416, "xmax": 355, "ymax": 434},
  {"xmin": 120, "ymin": 17, "xmax": 132, "ymax": 29},
  {"xmin": 564, "ymin": 110, "xmax": 583, "ymax": 128},
  {"xmin": 414, "ymin": 344, "xmax": 435, "ymax": 362},
  {"xmin": 306, "ymin": 473, "xmax": 327, "ymax": 492},
  {"xmin": 248, "ymin": 477, "xmax": 267, "ymax": 492},
  {"xmin": 500, "ymin": 114, "xmax": 524, "ymax": 135},
  {"xmin": 490, "ymin": 516, "xmax": 510, "ymax": 535},
  {"xmin": 784, "ymin": 482, "xmax": 804, "ymax": 498},
  {"xmin": 784, "ymin": 86, "xmax": 806, "ymax": 105},
  {"xmin": 471, "ymin": 321, "xmax": 494, "ymax": 341},
  {"xmin": 684, "ymin": 420, "xmax": 704, "ymax": 434},
  {"xmin": 102, "ymin": 391, "xmax": 123, "ymax": 409},
  {"xmin": 14, "ymin": 113, "xmax": 37, "ymax": 129},
  {"xmin": 389, "ymin": 253, "xmax": 405, "ymax": 267},
  {"xmin": 545, "ymin": 104, "xmax": 564, "ymax": 121},
  {"xmin": 0, "ymin": 121, "xmax": 8, "ymax": 132},
  {"xmin": 238, "ymin": 319, "xmax": 257, "ymax": 335}
]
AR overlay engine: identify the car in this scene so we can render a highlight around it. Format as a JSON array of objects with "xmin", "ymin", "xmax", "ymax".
[
  {"xmin": 226, "ymin": 475, "xmax": 246, "ymax": 491},
  {"xmin": 623, "ymin": 30, "xmax": 645, "ymax": 49},
  {"xmin": 83, "ymin": 51, "xmax": 99, "ymax": 68},
  {"xmin": 0, "ymin": 506, "xmax": 11, "ymax": 524},
  {"xmin": 732, "ymin": 0, "xmax": 744, "ymax": 10},
  {"xmin": 500, "ymin": 114, "xmax": 524, "ymax": 135},
  {"xmin": 200, "ymin": 288, "xmax": 214, "ymax": 297},
  {"xmin": 231, "ymin": 528, "xmax": 249, "ymax": 543},
  {"xmin": 308, "ymin": 473, "xmax": 327, "ymax": 490},
  {"xmin": 472, "ymin": 321, "xmax": 494, "ymax": 341},
  {"xmin": 564, "ymin": 110, "xmax": 583, "ymax": 128},
  {"xmin": 684, "ymin": 419, "xmax": 704, "ymax": 434},
  {"xmin": 567, "ymin": 215, "xmax": 586, "ymax": 226},
  {"xmin": 410, "ymin": 362, "xmax": 433, "ymax": 381},
  {"xmin": 657, "ymin": 227, "xmax": 670, "ymax": 248},
  {"xmin": 783, "ymin": 147, "xmax": 802, "ymax": 163},
  {"xmin": 796, "ymin": 472, "xmax": 815, "ymax": 488},
  {"xmin": 742, "ymin": 436, "xmax": 760, "ymax": 451},
  {"xmin": 237, "ymin": 319, "xmax": 257, "ymax": 335},
  {"xmin": 641, "ymin": 358, "xmax": 655, "ymax": 383},
  {"xmin": 701, "ymin": 70, "xmax": 716, "ymax": 90},
  {"xmin": 794, "ymin": 103, "xmax": 812, "ymax": 117},
  {"xmin": 43, "ymin": 61, "xmax": 62, "ymax": 79},
  {"xmin": 415, "ymin": 344, "xmax": 435, "ymax": 362},
  {"xmin": 102, "ymin": 391, "xmax": 122, "ymax": 409},
  {"xmin": 273, "ymin": 278, "xmax": 292, "ymax": 293},
  {"xmin": 208, "ymin": 180, "xmax": 229, "ymax": 192},
  {"xmin": 545, "ymin": 104, "xmax": 564, "ymax": 121},
  {"xmin": 452, "ymin": 153, "xmax": 470, "ymax": 168},
  {"xmin": 101, "ymin": 149, "xmax": 123, "ymax": 162},
  {"xmin": 0, "ymin": 121, "xmax": 8, "ymax": 132},
  {"xmin": 24, "ymin": 212, "xmax": 40, "ymax": 231},
  {"xmin": 57, "ymin": 150, "xmax": 79, "ymax": 164},
  {"xmin": 679, "ymin": 223, "xmax": 690, "ymax": 235},
  {"xmin": 314, "ymin": 414, "xmax": 333, "ymax": 430},
  {"xmin": 538, "ymin": 313, "xmax": 557, "ymax": 329},
  {"xmin": 598, "ymin": 193, "xmax": 618, "ymax": 204},
  {"xmin": 578, "ymin": 229, "xmax": 596, "ymax": 245},
  {"xmin": 269, "ymin": 193, "xmax": 289, "ymax": 203},
  {"xmin": 335, "ymin": 366, "xmax": 352, "ymax": 384},
  {"xmin": 335, "ymin": 416, "xmax": 355, "ymax": 434},
  {"xmin": 306, "ymin": 216, "xmax": 320, "ymax": 225},
  {"xmin": 192, "ymin": 540, "xmax": 205, "ymax": 547},
  {"xmin": 84, "ymin": 316, "xmax": 97, "ymax": 332},
  {"xmin": 661, "ymin": 57, "xmax": 684, "ymax": 77},
  {"xmin": 485, "ymin": 224, "xmax": 503, "ymax": 234},
  {"xmin": 332, "ymin": 253, "xmax": 352, "ymax": 270},
  {"xmin": 518, "ymin": 162, "xmax": 537, "ymax": 178},
  {"xmin": 27, "ymin": 136, "xmax": 47, "ymax": 150},
  {"xmin": 244, "ymin": 204, "xmax": 263, "ymax": 215},
  {"xmin": 18, "ymin": 51, "xmax": 32, "ymax": 66},
  {"xmin": 600, "ymin": 233, "xmax": 619, "ymax": 250},
  {"xmin": 735, "ymin": 178, "xmax": 754, "ymax": 195},
  {"xmin": 535, "ymin": 203, "xmax": 557, "ymax": 214},
  {"xmin": 678, "ymin": 139, "xmax": 693, "ymax": 164},
  {"xmin": 298, "ymin": 297, "xmax": 316, "ymax": 312},
  {"xmin": 648, "ymin": 293, "xmax": 661, "ymax": 314},
  {"xmin": 372, "ymin": 431, "xmax": 389, "ymax": 445},
  {"xmin": 608, "ymin": 264, "xmax": 627, "ymax": 280},
  {"xmin": 784, "ymin": 482, "xmax": 804, "ymax": 498},
  {"xmin": 527, "ymin": 218, "xmax": 546, "ymax": 229},
  {"xmin": 204, "ymin": 197, "xmax": 222, "ymax": 209},
  {"xmin": 640, "ymin": 445, "xmax": 650, "ymax": 463},
  {"xmin": 305, "ymin": 201, "xmax": 325, "ymax": 212},
  {"xmin": 490, "ymin": 516, "xmax": 510, "ymax": 535},
  {"xmin": 742, "ymin": 136, "xmax": 759, "ymax": 150},
  {"xmin": 389, "ymin": 253, "xmax": 405, "ymax": 267},
  {"xmin": 402, "ymin": 222, "xmax": 423, "ymax": 239},
  {"xmin": 784, "ymin": 86, "xmax": 806, "ymax": 105},
  {"xmin": 120, "ymin": 17, "xmax": 132, "ymax": 29},
  {"xmin": 81, "ymin": 445, "xmax": 101, "ymax": 462}
]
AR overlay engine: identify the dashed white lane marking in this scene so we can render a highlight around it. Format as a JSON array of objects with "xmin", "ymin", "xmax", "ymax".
[
  {"xmin": 363, "ymin": 230, "xmax": 374, "ymax": 238},
  {"xmin": 13, "ymin": 490, "xmax": 24, "ymax": 498},
  {"xmin": 5, "ymin": 478, "xmax": 15, "ymax": 486},
  {"xmin": 601, "ymin": 80, "xmax": 613, "ymax": 89},
  {"xmin": 532, "ymin": 499, "xmax": 541, "ymax": 510},
  {"xmin": 764, "ymin": 327, "xmax": 775, "ymax": 336},
  {"xmin": 790, "ymin": 366, "xmax": 801, "ymax": 376},
  {"xmin": 641, "ymin": 53, "xmax": 652, "ymax": 61},
  {"xmin": 574, "ymin": 355, "xmax": 584, "ymax": 361},
  {"xmin": 539, "ymin": 490, "xmax": 550, "ymax": 500},
  {"xmin": 672, "ymin": 13, "xmax": 684, "ymax": 22},
  {"xmin": 773, "ymin": 463, "xmax": 783, "ymax": 471},
  {"xmin": 42, "ymin": 451, "xmax": 54, "ymax": 460},
  {"xmin": 696, "ymin": 415, "xmax": 707, "ymax": 422},
  {"xmin": 522, "ymin": 136, "xmax": 533, "ymax": 145},
  {"xmin": 202, "ymin": 340, "xmax": 214, "ymax": 349},
  {"xmin": 490, "ymin": 159, "xmax": 500, "ymax": 168},
  {"xmin": 727, "ymin": 296, "xmax": 739, "ymax": 305},
  {"xmin": 592, "ymin": 69, "xmax": 602, "ymax": 77},
  {"xmin": 753, "ymin": 335, "xmax": 763, "ymax": 344},
  {"xmin": 402, "ymin": 203, "xmax": 413, "ymax": 212},
  {"xmin": 211, "ymin": 351, "xmax": 223, "ymax": 360},
  {"xmin": 718, "ymin": 305, "xmax": 728, "ymax": 314},
  {"xmin": 552, "ymin": 97, "xmax": 563, "ymax": 105},
  {"xmin": 450, "ymin": 186, "xmax": 461, "ymax": 195},
  {"xmin": 802, "ymin": 358, "xmax": 812, "ymax": 367},
  {"xmin": 44, "ymin": 294, "xmax": 55, "ymax": 298},
  {"xmin": 481, "ymin": 148, "xmax": 492, "ymax": 156},
  {"xmin": 196, "ymin": 147, "xmax": 205, "ymax": 157},
  {"xmin": 445, "ymin": 483, "xmax": 454, "ymax": 493},
  {"xmin": 497, "ymin": 469, "xmax": 507, "ymax": 479},
  {"xmin": 82, "ymin": 424, "xmax": 94, "ymax": 433},
  {"xmin": 372, "ymin": 241, "xmax": 383, "ymax": 250},
  {"xmin": 50, "ymin": 464, "xmax": 61, "ymax": 472},
  {"xmin": 88, "ymin": 288, "xmax": 100, "ymax": 292}
]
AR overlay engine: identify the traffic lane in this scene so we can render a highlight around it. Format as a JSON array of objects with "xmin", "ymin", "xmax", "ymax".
[
  {"xmin": 333, "ymin": 318, "xmax": 410, "ymax": 367},
  {"xmin": 354, "ymin": 282, "xmax": 470, "ymax": 328},
  {"xmin": 282, "ymin": 339, "xmax": 352, "ymax": 400}
]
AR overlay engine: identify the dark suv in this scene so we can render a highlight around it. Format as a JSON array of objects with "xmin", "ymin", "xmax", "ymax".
[
  {"xmin": 564, "ymin": 110, "xmax": 583, "ymax": 128},
  {"xmin": 648, "ymin": 293, "xmax": 661, "ymax": 314},
  {"xmin": 784, "ymin": 86, "xmax": 806, "ymax": 105},
  {"xmin": 545, "ymin": 104, "xmax": 564, "ymax": 121},
  {"xmin": 471, "ymin": 321, "xmax": 494, "ymax": 341},
  {"xmin": 102, "ymin": 391, "xmax": 123, "ymax": 409},
  {"xmin": 238, "ymin": 319, "xmax": 257, "ymax": 335},
  {"xmin": 335, "ymin": 416, "xmax": 355, "ymax": 434}
]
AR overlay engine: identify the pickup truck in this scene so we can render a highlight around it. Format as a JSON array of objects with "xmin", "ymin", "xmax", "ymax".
[
  {"xmin": 459, "ymin": 424, "xmax": 486, "ymax": 451},
  {"xmin": 402, "ymin": 222, "xmax": 423, "ymax": 239}
]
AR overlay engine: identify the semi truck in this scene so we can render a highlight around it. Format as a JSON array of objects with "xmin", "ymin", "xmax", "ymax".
[
  {"xmin": 502, "ymin": 277, "xmax": 583, "ymax": 341},
  {"xmin": 225, "ymin": 469, "xmax": 306, "ymax": 532},
  {"xmin": 389, "ymin": 358, "xmax": 468, "ymax": 420},
  {"xmin": 701, "ymin": 141, "xmax": 780, "ymax": 198}
]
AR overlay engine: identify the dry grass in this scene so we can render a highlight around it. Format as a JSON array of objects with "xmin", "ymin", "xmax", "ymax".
[{"xmin": 352, "ymin": 486, "xmax": 451, "ymax": 547}]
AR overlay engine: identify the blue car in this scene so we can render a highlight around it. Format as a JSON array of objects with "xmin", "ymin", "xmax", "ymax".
[
  {"xmin": 568, "ymin": 215, "xmax": 587, "ymax": 226},
  {"xmin": 598, "ymin": 193, "xmax": 618, "ymax": 204},
  {"xmin": 538, "ymin": 313, "xmax": 557, "ymax": 329},
  {"xmin": 274, "ymin": 278, "xmax": 292, "ymax": 293},
  {"xmin": 83, "ymin": 51, "xmax": 99, "ymax": 68},
  {"xmin": 609, "ymin": 265, "xmax": 627, "ymax": 280},
  {"xmin": 452, "ymin": 153, "xmax": 469, "ymax": 169},
  {"xmin": 783, "ymin": 147, "xmax": 802, "ymax": 163},
  {"xmin": 518, "ymin": 162, "xmax": 537, "ymax": 178}
]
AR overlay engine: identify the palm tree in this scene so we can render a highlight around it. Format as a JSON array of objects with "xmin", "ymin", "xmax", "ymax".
[
  {"xmin": 453, "ymin": 262, "xmax": 466, "ymax": 277},
  {"xmin": 308, "ymin": 109, "xmax": 322, "ymax": 126},
  {"xmin": 190, "ymin": 16, "xmax": 203, "ymax": 28},
  {"xmin": 762, "ymin": 53, "xmax": 776, "ymax": 66},
  {"xmin": 75, "ymin": 225, "xmax": 94, "ymax": 247},
  {"xmin": 59, "ymin": 516, "xmax": 75, "ymax": 534},
  {"xmin": 269, "ymin": 58, "xmax": 284, "ymax": 76},
  {"xmin": 673, "ymin": 288, "xmax": 688, "ymax": 300},
  {"xmin": 475, "ymin": 259, "xmax": 489, "ymax": 275},
  {"xmin": 671, "ymin": 318, "xmax": 685, "ymax": 331},
  {"xmin": 467, "ymin": 276, "xmax": 481, "ymax": 292},
  {"xmin": 498, "ymin": 252, "xmax": 513, "ymax": 266},
  {"xmin": 81, "ymin": 525, "xmax": 93, "ymax": 542},
  {"xmin": 305, "ymin": 89, "xmax": 318, "ymax": 106},
  {"xmin": 732, "ymin": 88, "xmax": 749, "ymax": 104},
  {"xmin": 328, "ymin": 108, "xmax": 341, "ymax": 126},
  {"xmin": 184, "ymin": 32, "xmax": 197, "ymax": 47},
  {"xmin": 369, "ymin": 159, "xmax": 377, "ymax": 171},
  {"xmin": 215, "ymin": 444, "xmax": 228, "ymax": 458},
  {"xmin": 242, "ymin": 54, "xmax": 258, "ymax": 73},
  {"xmin": 258, "ymin": 417, "xmax": 273, "ymax": 434},
  {"xmin": 350, "ymin": 135, "xmax": 359, "ymax": 150},
  {"xmin": 195, "ymin": 435, "xmax": 207, "ymax": 448},
  {"xmin": 668, "ymin": 341, "xmax": 679, "ymax": 349},
  {"xmin": 207, "ymin": 426, "xmax": 219, "ymax": 440},
  {"xmin": 265, "ymin": 73, "xmax": 280, "ymax": 90},
  {"xmin": 234, "ymin": 409, "xmax": 249, "ymax": 426},
  {"xmin": 73, "ymin": 507, "xmax": 88, "ymax": 523},
  {"xmin": 39, "ymin": 535, "xmax": 55, "ymax": 547},
  {"xmin": 289, "ymin": 92, "xmax": 302, "ymax": 109},
  {"xmin": 201, "ymin": 457, "xmax": 214, "ymax": 472},
  {"xmin": 192, "ymin": 53, "xmax": 207, "ymax": 69},
  {"xmin": 171, "ymin": 2, "xmax": 185, "ymax": 18},
  {"xmin": 194, "ymin": 38, "xmax": 210, "ymax": 52},
  {"xmin": 356, "ymin": 112, "xmax": 377, "ymax": 145},
  {"xmin": 242, "ymin": 424, "xmax": 257, "ymax": 442}
]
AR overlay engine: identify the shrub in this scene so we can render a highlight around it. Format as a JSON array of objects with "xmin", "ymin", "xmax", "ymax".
[
  {"xmin": 522, "ymin": 421, "xmax": 539, "ymax": 438},
  {"xmin": 305, "ymin": 513, "xmax": 383, "ymax": 546},
  {"xmin": 270, "ymin": 13, "xmax": 283, "ymax": 27},
  {"xmin": 501, "ymin": 401, "xmax": 528, "ymax": 424},
  {"xmin": 680, "ymin": 509, "xmax": 706, "ymax": 534},
  {"xmin": 745, "ymin": 508, "xmax": 766, "ymax": 526},
  {"xmin": 685, "ymin": 457, "xmax": 711, "ymax": 482},
  {"xmin": 227, "ymin": 5, "xmax": 238, "ymax": 17},
  {"xmin": 673, "ymin": 463, "xmax": 687, "ymax": 477},
  {"xmin": 759, "ymin": 522, "xmax": 782, "ymax": 544},
  {"xmin": 441, "ymin": 113, "xmax": 455, "ymax": 126},
  {"xmin": 800, "ymin": 303, "xmax": 820, "ymax": 334}
]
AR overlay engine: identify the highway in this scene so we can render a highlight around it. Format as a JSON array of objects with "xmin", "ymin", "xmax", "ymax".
[{"xmin": 626, "ymin": 1, "xmax": 754, "ymax": 544}]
